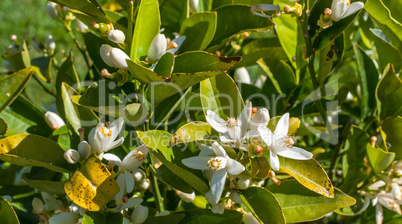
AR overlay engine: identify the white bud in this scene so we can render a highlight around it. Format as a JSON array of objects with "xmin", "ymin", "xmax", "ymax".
[
  {"xmin": 211, "ymin": 204, "xmax": 224, "ymax": 214},
  {"xmin": 139, "ymin": 180, "xmax": 150, "ymax": 190},
  {"xmin": 238, "ymin": 177, "xmax": 251, "ymax": 189},
  {"xmin": 3, "ymin": 195, "xmax": 12, "ymax": 203},
  {"xmin": 3, "ymin": 60, "xmax": 14, "ymax": 72},
  {"xmin": 242, "ymin": 212, "xmax": 259, "ymax": 224},
  {"xmin": 100, "ymin": 44, "xmax": 115, "ymax": 67},
  {"xmin": 392, "ymin": 183, "xmax": 401, "ymax": 200},
  {"xmin": 230, "ymin": 192, "xmax": 243, "ymax": 204},
  {"xmin": 122, "ymin": 145, "xmax": 149, "ymax": 172},
  {"xmin": 46, "ymin": 2, "xmax": 59, "ymax": 19},
  {"xmin": 64, "ymin": 149, "xmax": 81, "ymax": 164},
  {"xmin": 76, "ymin": 19, "xmax": 89, "ymax": 32},
  {"xmin": 78, "ymin": 141, "xmax": 91, "ymax": 159},
  {"xmin": 110, "ymin": 48, "xmax": 130, "ymax": 70},
  {"xmin": 49, "ymin": 213, "xmax": 79, "ymax": 224},
  {"xmin": 131, "ymin": 205, "xmax": 149, "ymax": 224},
  {"xmin": 249, "ymin": 108, "xmax": 270, "ymax": 131},
  {"xmin": 177, "ymin": 191, "xmax": 195, "ymax": 203},
  {"xmin": 132, "ymin": 169, "xmax": 146, "ymax": 182},
  {"xmin": 147, "ymin": 34, "xmax": 167, "ymax": 64},
  {"xmin": 108, "ymin": 30, "xmax": 126, "ymax": 44},
  {"xmin": 234, "ymin": 67, "xmax": 251, "ymax": 84},
  {"xmin": 190, "ymin": 0, "xmax": 199, "ymax": 12},
  {"xmin": 32, "ymin": 197, "xmax": 44, "ymax": 214},
  {"xmin": 46, "ymin": 35, "xmax": 56, "ymax": 51},
  {"xmin": 45, "ymin": 111, "xmax": 65, "ymax": 130}
]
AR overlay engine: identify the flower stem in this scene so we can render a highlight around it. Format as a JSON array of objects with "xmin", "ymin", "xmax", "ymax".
[
  {"xmin": 126, "ymin": 0, "xmax": 134, "ymax": 55},
  {"xmin": 148, "ymin": 152, "xmax": 164, "ymax": 212}
]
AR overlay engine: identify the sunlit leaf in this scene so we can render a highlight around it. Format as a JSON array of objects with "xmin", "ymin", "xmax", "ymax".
[
  {"xmin": 168, "ymin": 122, "xmax": 217, "ymax": 147},
  {"xmin": 137, "ymin": 130, "xmax": 173, "ymax": 161},
  {"xmin": 366, "ymin": 144, "xmax": 395, "ymax": 173},
  {"xmin": 381, "ymin": 116, "xmax": 402, "ymax": 160}
]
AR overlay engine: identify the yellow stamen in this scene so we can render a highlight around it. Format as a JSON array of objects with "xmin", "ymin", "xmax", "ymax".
[
  {"xmin": 132, "ymin": 150, "xmax": 146, "ymax": 162},
  {"xmin": 207, "ymin": 158, "xmax": 222, "ymax": 171},
  {"xmin": 100, "ymin": 127, "xmax": 112, "ymax": 138},
  {"xmin": 226, "ymin": 117, "xmax": 238, "ymax": 128},
  {"xmin": 284, "ymin": 135, "xmax": 295, "ymax": 148}
]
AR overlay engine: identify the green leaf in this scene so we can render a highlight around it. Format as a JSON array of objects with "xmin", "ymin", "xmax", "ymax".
[
  {"xmin": 209, "ymin": 5, "xmax": 274, "ymax": 47},
  {"xmin": 168, "ymin": 121, "xmax": 217, "ymax": 147},
  {"xmin": 22, "ymin": 178, "xmax": 65, "ymax": 195},
  {"xmin": 2, "ymin": 41, "xmax": 31, "ymax": 71},
  {"xmin": 240, "ymin": 187, "xmax": 285, "ymax": 224},
  {"xmin": 131, "ymin": 0, "xmax": 160, "ymax": 61},
  {"xmin": 179, "ymin": 12, "xmax": 217, "ymax": 52},
  {"xmin": 51, "ymin": 0, "xmax": 108, "ymax": 21},
  {"xmin": 153, "ymin": 151, "xmax": 209, "ymax": 194},
  {"xmin": 366, "ymin": 144, "xmax": 395, "ymax": 173},
  {"xmin": 31, "ymin": 56, "xmax": 52, "ymax": 82},
  {"xmin": 200, "ymin": 73, "xmax": 244, "ymax": 119},
  {"xmin": 381, "ymin": 116, "xmax": 402, "ymax": 160},
  {"xmin": 0, "ymin": 67, "xmax": 34, "ymax": 113},
  {"xmin": 376, "ymin": 64, "xmax": 402, "ymax": 120},
  {"xmin": 371, "ymin": 28, "xmax": 402, "ymax": 73},
  {"xmin": 267, "ymin": 180, "xmax": 356, "ymax": 223},
  {"xmin": 257, "ymin": 58, "xmax": 296, "ymax": 95},
  {"xmin": 153, "ymin": 165, "xmax": 194, "ymax": 194},
  {"xmin": 127, "ymin": 60, "xmax": 165, "ymax": 84},
  {"xmin": 0, "ymin": 134, "xmax": 75, "ymax": 173},
  {"xmin": 154, "ymin": 52, "xmax": 175, "ymax": 78},
  {"xmin": 212, "ymin": 0, "xmax": 273, "ymax": 9},
  {"xmin": 353, "ymin": 44, "xmax": 379, "ymax": 118},
  {"xmin": 144, "ymin": 213, "xmax": 185, "ymax": 224},
  {"xmin": 279, "ymin": 157, "xmax": 334, "ymax": 198},
  {"xmin": 176, "ymin": 209, "xmax": 243, "ymax": 224},
  {"xmin": 0, "ymin": 196, "xmax": 19, "ymax": 224},
  {"xmin": 0, "ymin": 118, "xmax": 8, "ymax": 136},
  {"xmin": 160, "ymin": 0, "xmax": 189, "ymax": 36},
  {"xmin": 137, "ymin": 130, "xmax": 173, "ymax": 161}
]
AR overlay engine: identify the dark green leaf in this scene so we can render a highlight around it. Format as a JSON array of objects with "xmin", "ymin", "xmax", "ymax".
[
  {"xmin": 51, "ymin": 0, "xmax": 107, "ymax": 21},
  {"xmin": 22, "ymin": 178, "xmax": 65, "ymax": 195},
  {"xmin": 376, "ymin": 64, "xmax": 402, "ymax": 120},
  {"xmin": 2, "ymin": 41, "xmax": 31, "ymax": 71},
  {"xmin": 0, "ymin": 196, "xmax": 19, "ymax": 224},
  {"xmin": 160, "ymin": 0, "xmax": 189, "ymax": 36},
  {"xmin": 154, "ymin": 52, "xmax": 175, "ymax": 78},
  {"xmin": 177, "ymin": 209, "xmax": 242, "ymax": 224},
  {"xmin": 154, "ymin": 165, "xmax": 193, "ymax": 194},
  {"xmin": 371, "ymin": 29, "xmax": 402, "ymax": 73},
  {"xmin": 0, "ymin": 118, "xmax": 8, "ymax": 136}
]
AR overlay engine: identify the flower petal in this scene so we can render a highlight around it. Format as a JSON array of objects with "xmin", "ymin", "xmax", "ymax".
[
  {"xmin": 219, "ymin": 136, "xmax": 237, "ymax": 143},
  {"xmin": 105, "ymin": 137, "xmax": 125, "ymax": 152},
  {"xmin": 270, "ymin": 150, "xmax": 280, "ymax": 171},
  {"xmin": 274, "ymin": 113, "xmax": 289, "ymax": 138},
  {"xmin": 182, "ymin": 156, "xmax": 212, "ymax": 170},
  {"xmin": 102, "ymin": 153, "xmax": 123, "ymax": 167},
  {"xmin": 115, "ymin": 174, "xmax": 126, "ymax": 201},
  {"xmin": 206, "ymin": 110, "xmax": 228, "ymax": 134},
  {"xmin": 341, "ymin": 2, "xmax": 364, "ymax": 19},
  {"xmin": 88, "ymin": 127, "xmax": 95, "ymax": 149},
  {"xmin": 210, "ymin": 169, "xmax": 227, "ymax": 204},
  {"xmin": 122, "ymin": 145, "xmax": 149, "ymax": 171},
  {"xmin": 120, "ymin": 198, "xmax": 143, "ymax": 210},
  {"xmin": 258, "ymin": 126, "xmax": 274, "ymax": 146},
  {"xmin": 274, "ymin": 146, "xmax": 313, "ymax": 160},
  {"xmin": 199, "ymin": 145, "xmax": 214, "ymax": 156},
  {"xmin": 376, "ymin": 203, "xmax": 384, "ymax": 224},
  {"xmin": 212, "ymin": 142, "xmax": 228, "ymax": 157},
  {"xmin": 242, "ymin": 130, "xmax": 260, "ymax": 139},
  {"xmin": 238, "ymin": 102, "xmax": 252, "ymax": 137},
  {"xmin": 331, "ymin": 1, "xmax": 347, "ymax": 21},
  {"xmin": 227, "ymin": 159, "xmax": 245, "ymax": 176},
  {"xmin": 125, "ymin": 171, "xmax": 135, "ymax": 194},
  {"xmin": 109, "ymin": 117, "xmax": 125, "ymax": 142},
  {"xmin": 249, "ymin": 108, "xmax": 270, "ymax": 131}
]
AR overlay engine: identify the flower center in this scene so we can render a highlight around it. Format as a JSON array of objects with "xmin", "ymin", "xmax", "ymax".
[
  {"xmin": 283, "ymin": 135, "xmax": 295, "ymax": 148},
  {"xmin": 132, "ymin": 150, "xmax": 146, "ymax": 162},
  {"xmin": 340, "ymin": 0, "xmax": 350, "ymax": 6},
  {"xmin": 100, "ymin": 127, "xmax": 112, "ymax": 138},
  {"xmin": 226, "ymin": 117, "xmax": 238, "ymax": 129},
  {"xmin": 207, "ymin": 158, "xmax": 222, "ymax": 171}
]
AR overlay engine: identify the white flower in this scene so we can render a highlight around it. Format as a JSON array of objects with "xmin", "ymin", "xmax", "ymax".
[
  {"xmin": 206, "ymin": 102, "xmax": 258, "ymax": 146},
  {"xmin": 131, "ymin": 205, "xmax": 149, "ymax": 224},
  {"xmin": 88, "ymin": 117, "xmax": 125, "ymax": 153},
  {"xmin": 110, "ymin": 48, "xmax": 130, "ymax": 70},
  {"xmin": 108, "ymin": 30, "xmax": 126, "ymax": 44},
  {"xmin": 48, "ymin": 213, "xmax": 78, "ymax": 224},
  {"xmin": 13, "ymin": 166, "xmax": 31, "ymax": 186},
  {"xmin": 45, "ymin": 111, "xmax": 65, "ymax": 130},
  {"xmin": 132, "ymin": 169, "xmax": 146, "ymax": 182},
  {"xmin": 148, "ymin": 34, "xmax": 167, "ymax": 64},
  {"xmin": 64, "ymin": 149, "xmax": 81, "ymax": 164},
  {"xmin": 258, "ymin": 113, "xmax": 313, "ymax": 171},
  {"xmin": 372, "ymin": 192, "xmax": 402, "ymax": 224},
  {"xmin": 121, "ymin": 145, "xmax": 149, "ymax": 171},
  {"xmin": 111, "ymin": 197, "xmax": 143, "ymax": 212},
  {"xmin": 234, "ymin": 67, "xmax": 251, "ymax": 84},
  {"xmin": 392, "ymin": 182, "xmax": 402, "ymax": 200},
  {"xmin": 100, "ymin": 44, "xmax": 115, "ymax": 67},
  {"xmin": 32, "ymin": 197, "xmax": 44, "ymax": 214},
  {"xmin": 139, "ymin": 179, "xmax": 150, "ymax": 190},
  {"xmin": 77, "ymin": 141, "xmax": 91, "ymax": 160},
  {"xmin": 330, "ymin": 0, "xmax": 364, "ymax": 22},
  {"xmin": 46, "ymin": 35, "xmax": 56, "ymax": 51},
  {"xmin": 205, "ymin": 191, "xmax": 225, "ymax": 214},
  {"xmin": 182, "ymin": 142, "xmax": 245, "ymax": 204}
]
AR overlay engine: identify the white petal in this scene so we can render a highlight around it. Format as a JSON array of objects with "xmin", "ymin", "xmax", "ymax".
[
  {"xmin": 88, "ymin": 127, "xmax": 95, "ymax": 151},
  {"xmin": 125, "ymin": 171, "xmax": 135, "ymax": 194},
  {"xmin": 120, "ymin": 198, "xmax": 143, "ymax": 210},
  {"xmin": 109, "ymin": 117, "xmax": 125, "ymax": 141},
  {"xmin": 212, "ymin": 142, "xmax": 227, "ymax": 157},
  {"xmin": 100, "ymin": 44, "xmax": 115, "ymax": 67},
  {"xmin": 210, "ymin": 169, "xmax": 227, "ymax": 204},
  {"xmin": 102, "ymin": 153, "xmax": 123, "ymax": 167},
  {"xmin": 274, "ymin": 146, "xmax": 313, "ymax": 160},
  {"xmin": 110, "ymin": 48, "xmax": 130, "ymax": 70},
  {"xmin": 249, "ymin": 108, "xmax": 270, "ymax": 131},
  {"xmin": 270, "ymin": 150, "xmax": 280, "ymax": 171},
  {"xmin": 376, "ymin": 204, "xmax": 383, "ymax": 224},
  {"xmin": 331, "ymin": 1, "xmax": 347, "ymax": 21},
  {"xmin": 199, "ymin": 146, "xmax": 214, "ymax": 156},
  {"xmin": 274, "ymin": 113, "xmax": 289, "ymax": 137},
  {"xmin": 234, "ymin": 67, "xmax": 251, "ymax": 84},
  {"xmin": 115, "ymin": 174, "xmax": 126, "ymax": 201},
  {"xmin": 341, "ymin": 2, "xmax": 364, "ymax": 19},
  {"xmin": 242, "ymin": 130, "xmax": 260, "ymax": 139},
  {"xmin": 206, "ymin": 110, "xmax": 228, "ymax": 134},
  {"xmin": 219, "ymin": 136, "xmax": 237, "ymax": 143},
  {"xmin": 258, "ymin": 126, "xmax": 274, "ymax": 146},
  {"xmin": 211, "ymin": 204, "xmax": 225, "ymax": 214},
  {"xmin": 166, "ymin": 36, "xmax": 186, "ymax": 54},
  {"xmin": 182, "ymin": 156, "xmax": 212, "ymax": 170},
  {"xmin": 105, "ymin": 137, "xmax": 125, "ymax": 152},
  {"xmin": 238, "ymin": 102, "xmax": 252, "ymax": 137},
  {"xmin": 122, "ymin": 145, "xmax": 149, "ymax": 171},
  {"xmin": 227, "ymin": 159, "xmax": 245, "ymax": 175}
]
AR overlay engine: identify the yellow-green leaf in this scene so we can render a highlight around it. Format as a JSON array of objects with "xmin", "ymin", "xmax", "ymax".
[
  {"xmin": 137, "ymin": 130, "xmax": 173, "ymax": 161},
  {"xmin": 0, "ymin": 196, "xmax": 19, "ymax": 224},
  {"xmin": 168, "ymin": 121, "xmax": 216, "ymax": 147}
]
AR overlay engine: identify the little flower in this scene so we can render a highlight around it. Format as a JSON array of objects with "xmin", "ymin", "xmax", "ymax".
[
  {"xmin": 258, "ymin": 113, "xmax": 313, "ymax": 171},
  {"xmin": 147, "ymin": 34, "xmax": 167, "ymax": 64},
  {"xmin": 206, "ymin": 102, "xmax": 259, "ymax": 146},
  {"xmin": 45, "ymin": 111, "xmax": 65, "ymax": 130},
  {"xmin": 234, "ymin": 67, "xmax": 251, "ymax": 84},
  {"xmin": 107, "ymin": 29, "xmax": 126, "ymax": 44},
  {"xmin": 182, "ymin": 142, "xmax": 245, "ymax": 204},
  {"xmin": 330, "ymin": 0, "xmax": 364, "ymax": 22},
  {"xmin": 88, "ymin": 117, "xmax": 125, "ymax": 153},
  {"xmin": 372, "ymin": 192, "xmax": 402, "ymax": 224}
]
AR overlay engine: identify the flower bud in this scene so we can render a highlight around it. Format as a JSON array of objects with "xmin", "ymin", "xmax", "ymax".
[
  {"xmin": 147, "ymin": 34, "xmax": 167, "ymax": 64},
  {"xmin": 132, "ymin": 169, "xmax": 146, "ymax": 182},
  {"xmin": 46, "ymin": 2, "xmax": 59, "ymax": 19},
  {"xmin": 46, "ymin": 35, "xmax": 56, "ymax": 51},
  {"xmin": 45, "ymin": 111, "xmax": 65, "ymax": 130},
  {"xmin": 230, "ymin": 192, "xmax": 243, "ymax": 204},
  {"xmin": 3, "ymin": 195, "xmax": 12, "ymax": 203},
  {"xmin": 100, "ymin": 44, "xmax": 115, "ymax": 67},
  {"xmin": 78, "ymin": 141, "xmax": 91, "ymax": 159},
  {"xmin": 139, "ymin": 180, "xmax": 150, "ymax": 190},
  {"xmin": 190, "ymin": 0, "xmax": 199, "ymax": 12},
  {"xmin": 49, "ymin": 213, "xmax": 79, "ymax": 224},
  {"xmin": 110, "ymin": 48, "xmax": 130, "ymax": 70},
  {"xmin": 234, "ymin": 67, "xmax": 251, "ymax": 84},
  {"xmin": 76, "ymin": 19, "xmax": 88, "ymax": 32},
  {"xmin": 131, "ymin": 205, "xmax": 149, "ymax": 224},
  {"xmin": 3, "ymin": 60, "xmax": 14, "ymax": 72},
  {"xmin": 238, "ymin": 177, "xmax": 251, "ymax": 189},
  {"xmin": 249, "ymin": 108, "xmax": 270, "ymax": 131},
  {"xmin": 242, "ymin": 212, "xmax": 259, "ymax": 224},
  {"xmin": 205, "ymin": 191, "xmax": 216, "ymax": 205},
  {"xmin": 108, "ymin": 30, "xmax": 126, "ymax": 44},
  {"xmin": 64, "ymin": 149, "xmax": 81, "ymax": 164},
  {"xmin": 211, "ymin": 204, "xmax": 224, "ymax": 214},
  {"xmin": 32, "ymin": 197, "xmax": 44, "ymax": 214},
  {"xmin": 122, "ymin": 145, "xmax": 149, "ymax": 171},
  {"xmin": 177, "ymin": 191, "xmax": 195, "ymax": 203}
]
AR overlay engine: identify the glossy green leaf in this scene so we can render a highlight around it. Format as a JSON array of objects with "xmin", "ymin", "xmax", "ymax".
[
  {"xmin": 376, "ymin": 64, "xmax": 402, "ymax": 120},
  {"xmin": 0, "ymin": 118, "xmax": 8, "ymax": 136},
  {"xmin": 131, "ymin": 0, "xmax": 160, "ymax": 61},
  {"xmin": 257, "ymin": 58, "xmax": 296, "ymax": 95},
  {"xmin": 144, "ymin": 213, "xmax": 185, "ymax": 224},
  {"xmin": 51, "ymin": 0, "xmax": 107, "ymax": 21},
  {"xmin": 235, "ymin": 47, "xmax": 289, "ymax": 69},
  {"xmin": 176, "ymin": 209, "xmax": 242, "ymax": 224},
  {"xmin": 371, "ymin": 28, "xmax": 402, "ymax": 73},
  {"xmin": 153, "ymin": 150, "xmax": 209, "ymax": 194},
  {"xmin": 127, "ymin": 59, "xmax": 165, "ymax": 84},
  {"xmin": 267, "ymin": 180, "xmax": 356, "ymax": 223},
  {"xmin": 200, "ymin": 73, "xmax": 244, "ymax": 119},
  {"xmin": 381, "ymin": 116, "xmax": 402, "ymax": 160},
  {"xmin": 154, "ymin": 52, "xmax": 175, "ymax": 78},
  {"xmin": 137, "ymin": 130, "xmax": 173, "ymax": 161},
  {"xmin": 168, "ymin": 121, "xmax": 217, "ymax": 147},
  {"xmin": 154, "ymin": 165, "xmax": 194, "ymax": 194},
  {"xmin": 0, "ymin": 134, "xmax": 75, "ymax": 173},
  {"xmin": 0, "ymin": 67, "xmax": 34, "ymax": 113},
  {"xmin": 2, "ymin": 41, "xmax": 31, "ymax": 71},
  {"xmin": 22, "ymin": 178, "xmax": 65, "ymax": 195},
  {"xmin": 353, "ymin": 44, "xmax": 379, "ymax": 118},
  {"xmin": 366, "ymin": 144, "xmax": 395, "ymax": 173},
  {"xmin": 240, "ymin": 187, "xmax": 285, "ymax": 224},
  {"xmin": 0, "ymin": 196, "xmax": 19, "ymax": 224},
  {"xmin": 179, "ymin": 12, "xmax": 217, "ymax": 52},
  {"xmin": 279, "ymin": 157, "xmax": 334, "ymax": 198},
  {"xmin": 65, "ymin": 155, "xmax": 120, "ymax": 211},
  {"xmin": 31, "ymin": 56, "xmax": 52, "ymax": 82},
  {"xmin": 209, "ymin": 5, "xmax": 274, "ymax": 47},
  {"xmin": 160, "ymin": 0, "xmax": 189, "ymax": 36}
]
